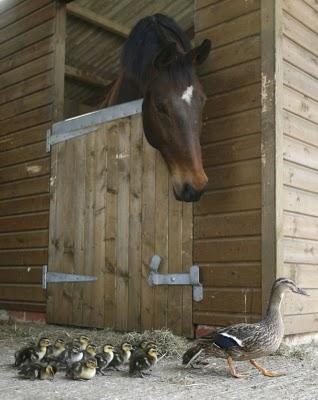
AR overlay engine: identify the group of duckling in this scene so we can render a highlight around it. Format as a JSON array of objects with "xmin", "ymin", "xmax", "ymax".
[
  {"xmin": 14, "ymin": 278, "xmax": 308, "ymax": 381},
  {"xmin": 14, "ymin": 335, "xmax": 158, "ymax": 381}
]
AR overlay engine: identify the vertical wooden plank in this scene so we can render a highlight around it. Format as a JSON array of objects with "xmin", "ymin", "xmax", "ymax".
[
  {"xmin": 127, "ymin": 115, "xmax": 143, "ymax": 331},
  {"xmin": 48, "ymin": 142, "xmax": 66, "ymax": 323},
  {"xmin": 115, "ymin": 119, "xmax": 130, "ymax": 331},
  {"xmin": 81, "ymin": 133, "xmax": 95, "ymax": 324},
  {"xmin": 104, "ymin": 123, "xmax": 118, "ymax": 329},
  {"xmin": 59, "ymin": 139, "xmax": 76, "ymax": 325},
  {"xmin": 52, "ymin": 0, "xmax": 65, "ymax": 122},
  {"xmin": 87, "ymin": 126, "xmax": 106, "ymax": 327},
  {"xmin": 140, "ymin": 139, "xmax": 156, "ymax": 330},
  {"xmin": 46, "ymin": 143, "xmax": 59, "ymax": 322},
  {"xmin": 167, "ymin": 186, "xmax": 183, "ymax": 336},
  {"xmin": 261, "ymin": 0, "xmax": 284, "ymax": 314},
  {"xmin": 71, "ymin": 136, "xmax": 86, "ymax": 327},
  {"xmin": 153, "ymin": 152, "xmax": 169, "ymax": 330},
  {"xmin": 182, "ymin": 202, "xmax": 194, "ymax": 337},
  {"xmin": 47, "ymin": 0, "xmax": 65, "ymax": 324}
]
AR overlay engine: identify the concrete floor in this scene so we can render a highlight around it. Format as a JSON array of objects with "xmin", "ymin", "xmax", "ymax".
[{"xmin": 1, "ymin": 323, "xmax": 318, "ymax": 400}]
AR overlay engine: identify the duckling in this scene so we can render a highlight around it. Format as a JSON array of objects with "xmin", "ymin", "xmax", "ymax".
[
  {"xmin": 83, "ymin": 343, "xmax": 97, "ymax": 360},
  {"xmin": 45, "ymin": 338, "xmax": 66, "ymax": 361},
  {"xmin": 95, "ymin": 344, "xmax": 114, "ymax": 375},
  {"xmin": 108, "ymin": 342, "xmax": 133, "ymax": 370},
  {"xmin": 77, "ymin": 335, "xmax": 90, "ymax": 351},
  {"xmin": 129, "ymin": 346, "xmax": 158, "ymax": 378},
  {"xmin": 183, "ymin": 278, "xmax": 308, "ymax": 378},
  {"xmin": 137, "ymin": 340, "xmax": 157, "ymax": 351},
  {"xmin": 18, "ymin": 361, "xmax": 57, "ymax": 380},
  {"xmin": 66, "ymin": 357, "xmax": 97, "ymax": 380},
  {"xmin": 14, "ymin": 337, "xmax": 50, "ymax": 367},
  {"xmin": 182, "ymin": 343, "xmax": 210, "ymax": 368},
  {"xmin": 56, "ymin": 343, "xmax": 83, "ymax": 369}
]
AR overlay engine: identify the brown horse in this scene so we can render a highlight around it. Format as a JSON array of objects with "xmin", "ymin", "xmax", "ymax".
[{"xmin": 102, "ymin": 14, "xmax": 211, "ymax": 202}]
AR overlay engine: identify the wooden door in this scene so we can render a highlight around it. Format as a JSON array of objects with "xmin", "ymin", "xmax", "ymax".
[{"xmin": 47, "ymin": 113, "xmax": 193, "ymax": 336}]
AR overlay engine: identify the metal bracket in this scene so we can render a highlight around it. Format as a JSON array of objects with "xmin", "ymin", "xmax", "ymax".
[
  {"xmin": 148, "ymin": 255, "xmax": 203, "ymax": 302},
  {"xmin": 42, "ymin": 265, "xmax": 97, "ymax": 289}
]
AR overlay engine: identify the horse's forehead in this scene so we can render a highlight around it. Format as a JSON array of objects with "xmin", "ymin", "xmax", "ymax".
[{"xmin": 181, "ymin": 85, "xmax": 193, "ymax": 105}]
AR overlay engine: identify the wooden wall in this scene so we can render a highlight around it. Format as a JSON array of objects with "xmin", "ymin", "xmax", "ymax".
[
  {"xmin": 0, "ymin": 1, "xmax": 64, "ymax": 313},
  {"xmin": 280, "ymin": 0, "xmax": 318, "ymax": 335},
  {"xmin": 47, "ymin": 113, "xmax": 193, "ymax": 336},
  {"xmin": 193, "ymin": 0, "xmax": 262, "ymax": 326}
]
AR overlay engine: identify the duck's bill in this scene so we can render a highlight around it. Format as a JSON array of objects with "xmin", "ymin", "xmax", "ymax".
[{"xmin": 295, "ymin": 287, "xmax": 309, "ymax": 296}]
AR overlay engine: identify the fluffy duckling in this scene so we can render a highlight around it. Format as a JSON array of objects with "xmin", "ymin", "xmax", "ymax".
[
  {"xmin": 14, "ymin": 337, "xmax": 50, "ymax": 367},
  {"xmin": 108, "ymin": 342, "xmax": 133, "ymax": 370},
  {"xmin": 129, "ymin": 346, "xmax": 158, "ymax": 378},
  {"xmin": 137, "ymin": 340, "xmax": 157, "ymax": 351},
  {"xmin": 56, "ymin": 343, "xmax": 83, "ymax": 368},
  {"xmin": 77, "ymin": 335, "xmax": 90, "ymax": 351},
  {"xmin": 96, "ymin": 344, "xmax": 114, "ymax": 375},
  {"xmin": 45, "ymin": 338, "xmax": 66, "ymax": 361},
  {"xmin": 66, "ymin": 357, "xmax": 97, "ymax": 380},
  {"xmin": 182, "ymin": 342, "xmax": 210, "ymax": 368},
  {"xmin": 83, "ymin": 343, "xmax": 97, "ymax": 360},
  {"xmin": 182, "ymin": 278, "xmax": 308, "ymax": 378},
  {"xmin": 18, "ymin": 361, "xmax": 57, "ymax": 380}
]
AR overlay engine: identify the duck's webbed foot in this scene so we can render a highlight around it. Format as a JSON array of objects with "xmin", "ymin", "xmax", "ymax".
[
  {"xmin": 227, "ymin": 356, "xmax": 248, "ymax": 379},
  {"xmin": 250, "ymin": 359, "xmax": 285, "ymax": 377}
]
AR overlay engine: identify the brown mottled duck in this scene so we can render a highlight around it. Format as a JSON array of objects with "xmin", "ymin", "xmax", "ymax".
[{"xmin": 183, "ymin": 278, "xmax": 308, "ymax": 378}]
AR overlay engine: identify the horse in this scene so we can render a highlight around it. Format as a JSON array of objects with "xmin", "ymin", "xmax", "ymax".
[{"xmin": 101, "ymin": 14, "xmax": 211, "ymax": 202}]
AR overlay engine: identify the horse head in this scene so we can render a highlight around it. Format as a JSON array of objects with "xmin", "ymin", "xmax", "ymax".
[{"xmin": 142, "ymin": 39, "xmax": 211, "ymax": 202}]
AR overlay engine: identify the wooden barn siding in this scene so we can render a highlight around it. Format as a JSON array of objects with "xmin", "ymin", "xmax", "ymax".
[
  {"xmin": 193, "ymin": 0, "xmax": 262, "ymax": 327},
  {"xmin": 0, "ymin": 0, "xmax": 59, "ymax": 312},
  {"xmin": 281, "ymin": 0, "xmax": 318, "ymax": 335}
]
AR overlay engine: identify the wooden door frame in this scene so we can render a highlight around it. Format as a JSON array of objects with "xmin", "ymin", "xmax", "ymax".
[{"xmin": 261, "ymin": 0, "xmax": 284, "ymax": 314}]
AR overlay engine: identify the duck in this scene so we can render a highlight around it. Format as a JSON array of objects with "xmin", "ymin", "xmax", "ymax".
[
  {"xmin": 66, "ymin": 357, "xmax": 97, "ymax": 380},
  {"xmin": 18, "ymin": 361, "xmax": 57, "ymax": 380},
  {"xmin": 56, "ymin": 343, "xmax": 83, "ymax": 368},
  {"xmin": 45, "ymin": 338, "xmax": 66, "ymax": 361},
  {"xmin": 107, "ymin": 342, "xmax": 133, "ymax": 370},
  {"xmin": 78, "ymin": 335, "xmax": 90, "ymax": 351},
  {"xmin": 95, "ymin": 344, "xmax": 114, "ymax": 375},
  {"xmin": 14, "ymin": 337, "xmax": 50, "ymax": 367},
  {"xmin": 83, "ymin": 343, "xmax": 97, "ymax": 360},
  {"xmin": 129, "ymin": 346, "xmax": 158, "ymax": 378},
  {"xmin": 182, "ymin": 278, "xmax": 308, "ymax": 378},
  {"xmin": 137, "ymin": 340, "xmax": 157, "ymax": 351}
]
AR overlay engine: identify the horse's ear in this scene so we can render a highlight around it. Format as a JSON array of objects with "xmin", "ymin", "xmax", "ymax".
[
  {"xmin": 188, "ymin": 39, "xmax": 211, "ymax": 65},
  {"xmin": 154, "ymin": 42, "xmax": 178, "ymax": 70}
]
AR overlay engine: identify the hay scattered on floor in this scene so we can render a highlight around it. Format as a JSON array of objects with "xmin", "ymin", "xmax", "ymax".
[
  {"xmin": 0, "ymin": 321, "xmax": 188, "ymax": 358},
  {"xmin": 275, "ymin": 343, "xmax": 313, "ymax": 360}
]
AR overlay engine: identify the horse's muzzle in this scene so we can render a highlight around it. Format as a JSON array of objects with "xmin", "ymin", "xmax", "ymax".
[{"xmin": 174, "ymin": 183, "xmax": 205, "ymax": 202}]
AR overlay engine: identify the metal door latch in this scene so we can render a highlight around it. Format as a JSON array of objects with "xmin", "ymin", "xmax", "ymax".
[
  {"xmin": 42, "ymin": 265, "xmax": 97, "ymax": 289},
  {"xmin": 148, "ymin": 255, "xmax": 203, "ymax": 302}
]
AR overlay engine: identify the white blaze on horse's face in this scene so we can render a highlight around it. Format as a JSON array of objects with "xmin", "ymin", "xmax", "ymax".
[{"xmin": 181, "ymin": 85, "xmax": 193, "ymax": 105}]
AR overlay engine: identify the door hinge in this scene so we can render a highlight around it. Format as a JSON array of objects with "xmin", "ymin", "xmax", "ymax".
[
  {"xmin": 42, "ymin": 265, "xmax": 97, "ymax": 289},
  {"xmin": 148, "ymin": 255, "xmax": 203, "ymax": 302}
]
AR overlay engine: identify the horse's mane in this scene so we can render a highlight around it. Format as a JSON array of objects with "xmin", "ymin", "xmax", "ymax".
[{"xmin": 121, "ymin": 14, "xmax": 192, "ymax": 86}]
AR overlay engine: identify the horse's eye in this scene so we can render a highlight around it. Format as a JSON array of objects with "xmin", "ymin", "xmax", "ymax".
[{"xmin": 155, "ymin": 102, "xmax": 168, "ymax": 114}]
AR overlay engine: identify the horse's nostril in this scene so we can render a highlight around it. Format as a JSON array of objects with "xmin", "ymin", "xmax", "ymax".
[{"xmin": 181, "ymin": 183, "xmax": 203, "ymax": 202}]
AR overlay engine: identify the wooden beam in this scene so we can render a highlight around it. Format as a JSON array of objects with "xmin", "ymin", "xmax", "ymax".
[
  {"xmin": 65, "ymin": 64, "xmax": 112, "ymax": 87},
  {"xmin": 66, "ymin": 3, "xmax": 130, "ymax": 38},
  {"xmin": 53, "ymin": 1, "xmax": 66, "ymax": 122},
  {"xmin": 261, "ymin": 0, "xmax": 284, "ymax": 315}
]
